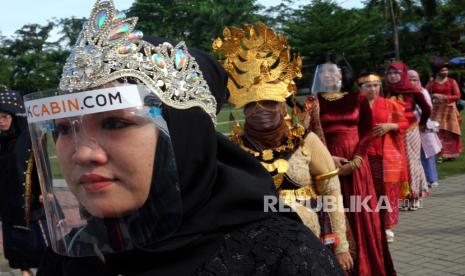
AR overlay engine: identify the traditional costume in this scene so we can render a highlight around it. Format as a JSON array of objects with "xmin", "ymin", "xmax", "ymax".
[
  {"xmin": 426, "ymin": 76, "xmax": 462, "ymax": 159},
  {"xmin": 357, "ymin": 74, "xmax": 409, "ymax": 238},
  {"xmin": 304, "ymin": 54, "xmax": 396, "ymax": 276},
  {"xmin": 0, "ymin": 89, "xmax": 49, "ymax": 272},
  {"xmin": 385, "ymin": 62, "xmax": 431, "ymax": 205},
  {"xmin": 409, "ymin": 70, "xmax": 442, "ymax": 187},
  {"xmin": 213, "ymin": 22, "xmax": 350, "ymax": 257}
]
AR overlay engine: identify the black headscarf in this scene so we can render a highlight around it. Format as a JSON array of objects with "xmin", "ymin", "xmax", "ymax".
[
  {"xmin": 136, "ymin": 36, "xmax": 278, "ymax": 274},
  {"xmin": 38, "ymin": 37, "xmax": 278, "ymax": 275},
  {"xmin": 0, "ymin": 88, "xmax": 43, "ymax": 225},
  {"xmin": 0, "ymin": 89, "xmax": 26, "ymax": 147}
]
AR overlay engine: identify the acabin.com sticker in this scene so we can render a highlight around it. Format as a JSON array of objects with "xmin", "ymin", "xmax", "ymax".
[{"xmin": 25, "ymin": 85, "xmax": 144, "ymax": 123}]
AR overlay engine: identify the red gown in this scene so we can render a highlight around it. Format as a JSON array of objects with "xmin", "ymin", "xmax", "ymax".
[
  {"xmin": 425, "ymin": 78, "xmax": 462, "ymax": 158},
  {"xmin": 368, "ymin": 97, "xmax": 409, "ymax": 229},
  {"xmin": 305, "ymin": 92, "xmax": 395, "ymax": 276}
]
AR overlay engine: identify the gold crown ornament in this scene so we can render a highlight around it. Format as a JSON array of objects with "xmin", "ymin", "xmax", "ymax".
[
  {"xmin": 60, "ymin": 0, "xmax": 217, "ymax": 124},
  {"xmin": 212, "ymin": 22, "xmax": 302, "ymax": 108},
  {"xmin": 356, "ymin": 74, "xmax": 381, "ymax": 86}
]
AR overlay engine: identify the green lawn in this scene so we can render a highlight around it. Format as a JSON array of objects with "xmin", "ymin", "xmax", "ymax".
[
  {"xmin": 436, "ymin": 111, "xmax": 465, "ymax": 179},
  {"xmin": 216, "ymin": 104, "xmax": 244, "ymax": 135},
  {"xmin": 46, "ymin": 133, "xmax": 64, "ymax": 179}
]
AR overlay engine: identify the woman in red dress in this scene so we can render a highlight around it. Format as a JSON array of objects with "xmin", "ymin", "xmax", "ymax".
[
  {"xmin": 304, "ymin": 53, "xmax": 395, "ymax": 276},
  {"xmin": 384, "ymin": 62, "xmax": 431, "ymax": 209},
  {"xmin": 426, "ymin": 59, "xmax": 462, "ymax": 160},
  {"xmin": 357, "ymin": 73, "xmax": 409, "ymax": 243}
]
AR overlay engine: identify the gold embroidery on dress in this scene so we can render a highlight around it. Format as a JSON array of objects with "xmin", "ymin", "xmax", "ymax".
[
  {"xmin": 321, "ymin": 92, "xmax": 348, "ymax": 101},
  {"xmin": 261, "ymin": 159, "xmax": 289, "ymax": 174},
  {"xmin": 24, "ymin": 152, "xmax": 34, "ymax": 228}
]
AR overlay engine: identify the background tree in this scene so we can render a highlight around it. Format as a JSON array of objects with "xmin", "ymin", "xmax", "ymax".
[
  {"xmin": 1, "ymin": 0, "xmax": 465, "ymax": 94},
  {"xmin": 0, "ymin": 33, "xmax": 13, "ymax": 88},
  {"xmin": 266, "ymin": 0, "xmax": 388, "ymax": 87},
  {"xmin": 364, "ymin": 0, "xmax": 416, "ymax": 60},
  {"xmin": 127, "ymin": 0, "xmax": 261, "ymax": 50},
  {"xmin": 0, "ymin": 20, "xmax": 80, "ymax": 93},
  {"xmin": 56, "ymin": 17, "xmax": 86, "ymax": 47}
]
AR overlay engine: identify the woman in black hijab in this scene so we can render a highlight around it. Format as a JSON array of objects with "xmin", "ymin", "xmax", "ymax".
[
  {"xmin": 30, "ymin": 1, "xmax": 343, "ymax": 275},
  {"xmin": 0, "ymin": 89, "xmax": 49, "ymax": 276}
]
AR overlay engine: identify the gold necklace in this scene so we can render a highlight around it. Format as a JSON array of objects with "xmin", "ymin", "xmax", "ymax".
[
  {"xmin": 321, "ymin": 92, "xmax": 348, "ymax": 101},
  {"xmin": 231, "ymin": 123, "xmax": 304, "ymax": 161}
]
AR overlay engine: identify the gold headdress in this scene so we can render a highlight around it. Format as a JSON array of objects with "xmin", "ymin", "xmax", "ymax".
[
  {"xmin": 212, "ymin": 22, "xmax": 302, "ymax": 108},
  {"xmin": 356, "ymin": 74, "xmax": 381, "ymax": 86},
  {"xmin": 60, "ymin": 0, "xmax": 217, "ymax": 124}
]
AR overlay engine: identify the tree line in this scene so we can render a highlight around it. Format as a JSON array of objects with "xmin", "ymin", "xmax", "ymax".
[{"xmin": 1, "ymin": 0, "xmax": 464, "ymax": 93}]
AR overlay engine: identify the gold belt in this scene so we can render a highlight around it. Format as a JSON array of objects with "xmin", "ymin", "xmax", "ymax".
[{"xmin": 279, "ymin": 186, "xmax": 317, "ymax": 205}]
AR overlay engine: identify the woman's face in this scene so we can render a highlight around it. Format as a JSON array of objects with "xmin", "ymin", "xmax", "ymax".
[
  {"xmin": 55, "ymin": 109, "xmax": 158, "ymax": 218},
  {"xmin": 360, "ymin": 81, "xmax": 381, "ymax": 101},
  {"xmin": 244, "ymin": 100, "xmax": 285, "ymax": 131},
  {"xmin": 0, "ymin": 111, "xmax": 12, "ymax": 132},
  {"xmin": 386, "ymin": 68, "xmax": 402, "ymax": 84},
  {"xmin": 408, "ymin": 73, "xmax": 421, "ymax": 89},
  {"xmin": 437, "ymin": 67, "xmax": 448, "ymax": 78},
  {"xmin": 318, "ymin": 63, "xmax": 342, "ymax": 89}
]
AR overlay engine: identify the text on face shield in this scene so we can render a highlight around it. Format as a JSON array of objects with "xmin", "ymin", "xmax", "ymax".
[{"xmin": 25, "ymin": 85, "xmax": 144, "ymax": 123}]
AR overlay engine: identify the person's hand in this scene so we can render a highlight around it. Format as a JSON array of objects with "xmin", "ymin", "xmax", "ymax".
[
  {"xmin": 332, "ymin": 156, "xmax": 348, "ymax": 168},
  {"xmin": 39, "ymin": 193, "xmax": 56, "ymax": 204},
  {"xmin": 338, "ymin": 163, "xmax": 353, "ymax": 176},
  {"xmin": 373, "ymin": 123, "xmax": 397, "ymax": 137},
  {"xmin": 432, "ymin": 93, "xmax": 445, "ymax": 103},
  {"xmin": 336, "ymin": 251, "xmax": 354, "ymax": 271}
]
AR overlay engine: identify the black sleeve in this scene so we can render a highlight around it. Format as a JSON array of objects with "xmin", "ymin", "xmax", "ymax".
[
  {"xmin": 36, "ymin": 248, "xmax": 64, "ymax": 276},
  {"xmin": 37, "ymin": 247, "xmax": 113, "ymax": 276},
  {"xmin": 194, "ymin": 215, "xmax": 344, "ymax": 276},
  {"xmin": 0, "ymin": 152, "xmax": 11, "ymax": 218}
]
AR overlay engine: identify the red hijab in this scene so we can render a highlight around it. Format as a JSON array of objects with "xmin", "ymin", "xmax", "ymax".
[{"xmin": 384, "ymin": 62, "xmax": 421, "ymax": 95}]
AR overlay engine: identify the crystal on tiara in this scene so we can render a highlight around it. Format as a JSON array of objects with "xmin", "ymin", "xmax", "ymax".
[{"xmin": 59, "ymin": 0, "xmax": 217, "ymax": 124}]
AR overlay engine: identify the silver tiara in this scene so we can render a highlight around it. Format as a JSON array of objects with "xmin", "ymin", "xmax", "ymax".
[{"xmin": 59, "ymin": 0, "xmax": 217, "ymax": 124}]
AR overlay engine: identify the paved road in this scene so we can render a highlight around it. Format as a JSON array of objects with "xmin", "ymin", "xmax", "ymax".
[
  {"xmin": 389, "ymin": 174, "xmax": 465, "ymax": 276},
  {"xmin": 1, "ymin": 174, "xmax": 464, "ymax": 275}
]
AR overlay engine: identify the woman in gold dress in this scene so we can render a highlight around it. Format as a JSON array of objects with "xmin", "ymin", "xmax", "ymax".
[{"xmin": 213, "ymin": 23, "xmax": 353, "ymax": 272}]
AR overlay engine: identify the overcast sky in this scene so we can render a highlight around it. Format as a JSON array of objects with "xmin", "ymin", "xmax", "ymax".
[{"xmin": 0, "ymin": 0, "xmax": 363, "ymax": 37}]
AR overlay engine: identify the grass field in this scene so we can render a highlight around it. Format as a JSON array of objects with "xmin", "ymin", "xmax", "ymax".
[
  {"xmin": 215, "ymin": 106, "xmax": 465, "ymax": 179},
  {"xmin": 216, "ymin": 104, "xmax": 244, "ymax": 135}
]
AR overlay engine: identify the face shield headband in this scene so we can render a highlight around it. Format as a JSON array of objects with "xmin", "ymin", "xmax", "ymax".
[
  {"xmin": 24, "ymin": 84, "xmax": 182, "ymax": 257},
  {"xmin": 311, "ymin": 63, "xmax": 343, "ymax": 93}
]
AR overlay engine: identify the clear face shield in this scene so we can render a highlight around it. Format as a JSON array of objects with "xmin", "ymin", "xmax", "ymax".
[
  {"xmin": 311, "ymin": 63, "xmax": 343, "ymax": 93},
  {"xmin": 24, "ymin": 84, "xmax": 182, "ymax": 257}
]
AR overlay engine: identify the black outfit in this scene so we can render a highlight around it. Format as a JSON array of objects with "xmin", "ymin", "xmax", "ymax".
[
  {"xmin": 37, "ymin": 37, "xmax": 343, "ymax": 276},
  {"xmin": 39, "ymin": 215, "xmax": 341, "ymax": 276},
  {"xmin": 0, "ymin": 89, "xmax": 48, "ymax": 270}
]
